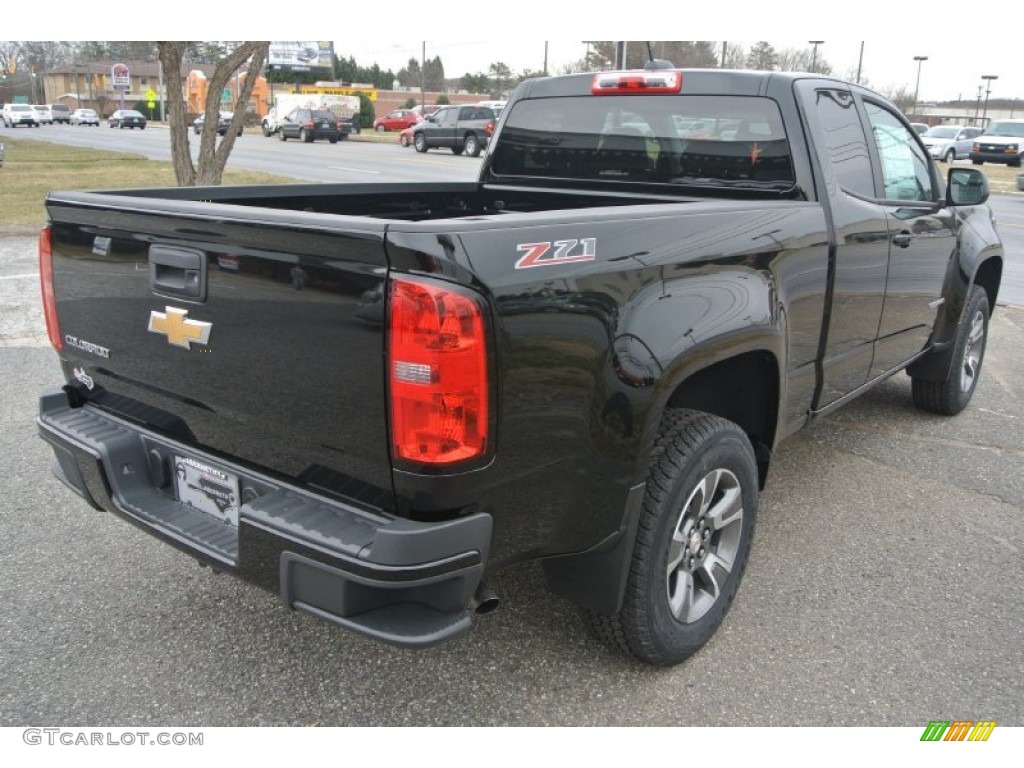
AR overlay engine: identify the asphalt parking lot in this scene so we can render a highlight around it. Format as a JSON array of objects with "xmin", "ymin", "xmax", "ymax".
[{"xmin": 0, "ymin": 234, "xmax": 1021, "ymax": 727}]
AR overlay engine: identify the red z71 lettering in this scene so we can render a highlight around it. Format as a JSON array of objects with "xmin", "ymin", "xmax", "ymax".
[{"xmin": 515, "ymin": 238, "xmax": 597, "ymax": 269}]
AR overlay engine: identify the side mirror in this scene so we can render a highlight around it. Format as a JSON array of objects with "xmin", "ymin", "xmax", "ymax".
[{"xmin": 946, "ymin": 167, "xmax": 989, "ymax": 206}]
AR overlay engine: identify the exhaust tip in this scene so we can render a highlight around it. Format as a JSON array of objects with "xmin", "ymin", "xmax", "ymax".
[{"xmin": 471, "ymin": 585, "xmax": 500, "ymax": 615}]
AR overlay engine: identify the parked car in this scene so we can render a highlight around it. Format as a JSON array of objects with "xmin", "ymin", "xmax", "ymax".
[
  {"xmin": 193, "ymin": 110, "xmax": 243, "ymax": 136},
  {"xmin": 277, "ymin": 108, "xmax": 341, "ymax": 143},
  {"xmin": 910, "ymin": 122, "xmax": 929, "ymax": 135},
  {"xmin": 373, "ymin": 109, "xmax": 420, "ymax": 132},
  {"xmin": 32, "ymin": 105, "xmax": 53, "ymax": 125},
  {"xmin": 49, "ymin": 104, "xmax": 71, "ymax": 124},
  {"xmin": 412, "ymin": 105, "xmax": 496, "ymax": 156},
  {"xmin": 920, "ymin": 125, "xmax": 983, "ymax": 163},
  {"xmin": 70, "ymin": 108, "xmax": 100, "ymax": 126},
  {"xmin": 2, "ymin": 103, "xmax": 39, "ymax": 128},
  {"xmin": 107, "ymin": 110, "xmax": 147, "ymax": 129},
  {"xmin": 970, "ymin": 119, "xmax": 1024, "ymax": 167}
]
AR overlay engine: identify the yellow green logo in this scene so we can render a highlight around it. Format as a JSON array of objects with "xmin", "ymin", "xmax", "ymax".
[{"xmin": 920, "ymin": 720, "xmax": 997, "ymax": 741}]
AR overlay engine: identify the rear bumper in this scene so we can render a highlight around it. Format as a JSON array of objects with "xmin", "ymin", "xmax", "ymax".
[{"xmin": 37, "ymin": 386, "xmax": 492, "ymax": 648}]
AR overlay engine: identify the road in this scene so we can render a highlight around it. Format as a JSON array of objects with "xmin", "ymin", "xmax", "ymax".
[{"xmin": 0, "ymin": 122, "xmax": 483, "ymax": 183}]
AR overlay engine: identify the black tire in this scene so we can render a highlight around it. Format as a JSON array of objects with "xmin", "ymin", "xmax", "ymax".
[
  {"xmin": 464, "ymin": 133, "xmax": 481, "ymax": 157},
  {"xmin": 944, "ymin": 148, "xmax": 956, "ymax": 163},
  {"xmin": 1011, "ymin": 157, "xmax": 1023, "ymax": 168},
  {"xmin": 400, "ymin": 134, "xmax": 410, "ymax": 147},
  {"xmin": 911, "ymin": 284, "xmax": 989, "ymax": 416},
  {"xmin": 586, "ymin": 409, "xmax": 758, "ymax": 665},
  {"xmin": 279, "ymin": 129, "xmax": 286, "ymax": 142},
  {"xmin": 414, "ymin": 133, "xmax": 428, "ymax": 153},
  {"xmin": 300, "ymin": 128, "xmax": 312, "ymax": 143},
  {"xmin": 262, "ymin": 123, "xmax": 271, "ymax": 137},
  {"xmin": 329, "ymin": 136, "xmax": 338, "ymax": 144}
]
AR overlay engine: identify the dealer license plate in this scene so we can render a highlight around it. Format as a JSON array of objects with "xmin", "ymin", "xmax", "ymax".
[{"xmin": 174, "ymin": 455, "xmax": 240, "ymax": 526}]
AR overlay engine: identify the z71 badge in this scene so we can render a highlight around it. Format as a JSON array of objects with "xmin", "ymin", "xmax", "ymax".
[{"xmin": 515, "ymin": 238, "xmax": 596, "ymax": 270}]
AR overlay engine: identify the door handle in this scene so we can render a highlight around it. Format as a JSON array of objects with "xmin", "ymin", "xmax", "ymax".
[
  {"xmin": 149, "ymin": 246, "xmax": 207, "ymax": 301},
  {"xmin": 892, "ymin": 233, "xmax": 913, "ymax": 248}
]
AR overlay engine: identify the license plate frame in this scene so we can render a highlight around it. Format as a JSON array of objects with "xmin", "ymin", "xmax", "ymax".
[{"xmin": 173, "ymin": 455, "xmax": 240, "ymax": 527}]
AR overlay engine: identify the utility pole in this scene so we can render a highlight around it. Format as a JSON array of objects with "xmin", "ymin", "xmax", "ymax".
[
  {"xmin": 809, "ymin": 41, "xmax": 824, "ymax": 72},
  {"xmin": 543, "ymin": 41, "xmax": 548, "ymax": 76},
  {"xmin": 912, "ymin": 55, "xmax": 928, "ymax": 119},
  {"xmin": 856, "ymin": 42, "xmax": 864, "ymax": 84},
  {"xmin": 981, "ymin": 75, "xmax": 998, "ymax": 126},
  {"xmin": 721, "ymin": 42, "xmax": 727, "ymax": 68},
  {"xmin": 614, "ymin": 42, "xmax": 627, "ymax": 69},
  {"xmin": 420, "ymin": 41, "xmax": 425, "ymax": 109}
]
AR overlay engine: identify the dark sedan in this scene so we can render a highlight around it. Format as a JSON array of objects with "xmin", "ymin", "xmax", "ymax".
[
  {"xmin": 193, "ymin": 111, "xmax": 243, "ymax": 136},
  {"xmin": 107, "ymin": 110, "xmax": 147, "ymax": 129}
]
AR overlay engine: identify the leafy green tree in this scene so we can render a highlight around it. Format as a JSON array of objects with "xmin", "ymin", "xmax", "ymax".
[
  {"xmin": 488, "ymin": 62, "xmax": 513, "ymax": 97},
  {"xmin": 397, "ymin": 57, "xmax": 421, "ymax": 89},
  {"xmin": 461, "ymin": 72, "xmax": 489, "ymax": 94},
  {"xmin": 423, "ymin": 55, "xmax": 445, "ymax": 91},
  {"xmin": 436, "ymin": 93, "xmax": 450, "ymax": 105}
]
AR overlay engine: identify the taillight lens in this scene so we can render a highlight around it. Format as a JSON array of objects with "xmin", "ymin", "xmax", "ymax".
[
  {"xmin": 485, "ymin": 120, "xmax": 495, "ymax": 137},
  {"xmin": 39, "ymin": 226, "xmax": 62, "ymax": 350},
  {"xmin": 388, "ymin": 276, "xmax": 489, "ymax": 466},
  {"xmin": 306, "ymin": 120, "xmax": 315, "ymax": 129}
]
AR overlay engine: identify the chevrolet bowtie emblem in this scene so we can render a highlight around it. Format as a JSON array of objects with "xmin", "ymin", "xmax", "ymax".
[{"xmin": 148, "ymin": 307, "xmax": 212, "ymax": 350}]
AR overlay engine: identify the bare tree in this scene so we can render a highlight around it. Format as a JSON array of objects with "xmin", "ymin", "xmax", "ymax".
[{"xmin": 157, "ymin": 41, "xmax": 269, "ymax": 187}]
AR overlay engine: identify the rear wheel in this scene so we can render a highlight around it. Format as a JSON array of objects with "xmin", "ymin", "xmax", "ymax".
[
  {"xmin": 262, "ymin": 122, "xmax": 271, "ymax": 137},
  {"xmin": 300, "ymin": 128, "xmax": 312, "ymax": 143},
  {"xmin": 464, "ymin": 133, "xmax": 481, "ymax": 157},
  {"xmin": 911, "ymin": 285, "xmax": 989, "ymax": 415},
  {"xmin": 414, "ymin": 133, "xmax": 428, "ymax": 153},
  {"xmin": 376, "ymin": 124, "xmax": 386, "ymax": 132},
  {"xmin": 944, "ymin": 148, "xmax": 956, "ymax": 163},
  {"xmin": 586, "ymin": 409, "xmax": 758, "ymax": 665},
  {"xmin": 329, "ymin": 136, "xmax": 338, "ymax": 144},
  {"xmin": 279, "ymin": 129, "xmax": 286, "ymax": 141}
]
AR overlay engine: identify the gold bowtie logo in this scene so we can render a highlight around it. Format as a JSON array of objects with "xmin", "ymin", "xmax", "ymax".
[{"xmin": 148, "ymin": 307, "xmax": 212, "ymax": 350}]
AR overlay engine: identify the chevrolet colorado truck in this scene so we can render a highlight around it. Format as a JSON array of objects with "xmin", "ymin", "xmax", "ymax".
[{"xmin": 36, "ymin": 68, "xmax": 1003, "ymax": 665}]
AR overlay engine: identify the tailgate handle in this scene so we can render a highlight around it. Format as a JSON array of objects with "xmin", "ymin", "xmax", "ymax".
[{"xmin": 149, "ymin": 246, "xmax": 207, "ymax": 301}]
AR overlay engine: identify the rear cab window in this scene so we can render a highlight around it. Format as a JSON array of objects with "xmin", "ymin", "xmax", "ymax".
[{"xmin": 489, "ymin": 92, "xmax": 796, "ymax": 193}]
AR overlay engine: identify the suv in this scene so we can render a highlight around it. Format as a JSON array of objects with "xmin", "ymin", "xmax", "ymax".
[
  {"xmin": 50, "ymin": 104, "xmax": 71, "ymax": 124},
  {"xmin": 920, "ymin": 124, "xmax": 983, "ymax": 163},
  {"xmin": 970, "ymin": 119, "xmax": 1024, "ymax": 167},
  {"xmin": 277, "ymin": 108, "xmax": 341, "ymax": 143},
  {"xmin": 2, "ymin": 103, "xmax": 39, "ymax": 128},
  {"xmin": 32, "ymin": 105, "xmax": 53, "ymax": 125}
]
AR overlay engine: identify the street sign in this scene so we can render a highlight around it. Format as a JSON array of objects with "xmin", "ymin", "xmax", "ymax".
[
  {"xmin": 111, "ymin": 63, "xmax": 130, "ymax": 89},
  {"xmin": 145, "ymin": 89, "xmax": 157, "ymax": 102},
  {"xmin": 221, "ymin": 88, "xmax": 231, "ymax": 103},
  {"xmin": 147, "ymin": 101, "xmax": 156, "ymax": 109}
]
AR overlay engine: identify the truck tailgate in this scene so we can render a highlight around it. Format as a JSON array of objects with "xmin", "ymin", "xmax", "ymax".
[{"xmin": 44, "ymin": 195, "xmax": 395, "ymax": 513}]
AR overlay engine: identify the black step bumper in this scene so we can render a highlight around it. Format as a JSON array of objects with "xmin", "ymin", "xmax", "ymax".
[{"xmin": 37, "ymin": 386, "xmax": 492, "ymax": 648}]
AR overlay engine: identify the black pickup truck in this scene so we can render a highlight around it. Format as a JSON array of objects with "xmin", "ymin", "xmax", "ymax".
[
  {"xmin": 412, "ymin": 104, "xmax": 496, "ymax": 156},
  {"xmin": 37, "ymin": 68, "xmax": 1003, "ymax": 665}
]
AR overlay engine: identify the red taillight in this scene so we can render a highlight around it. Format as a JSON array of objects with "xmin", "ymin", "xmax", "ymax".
[
  {"xmin": 306, "ymin": 120, "xmax": 315, "ymax": 129},
  {"xmin": 388, "ymin": 276, "xmax": 489, "ymax": 466},
  {"xmin": 39, "ymin": 226, "xmax": 62, "ymax": 350},
  {"xmin": 485, "ymin": 120, "xmax": 495, "ymax": 137},
  {"xmin": 591, "ymin": 70, "xmax": 683, "ymax": 95}
]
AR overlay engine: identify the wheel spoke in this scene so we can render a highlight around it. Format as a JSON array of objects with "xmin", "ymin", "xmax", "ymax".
[
  {"xmin": 694, "ymin": 555, "xmax": 725, "ymax": 601},
  {"xmin": 969, "ymin": 314, "xmax": 985, "ymax": 345},
  {"xmin": 666, "ymin": 528, "xmax": 687, "ymax": 574},
  {"xmin": 707, "ymin": 484, "xmax": 743, "ymax": 532},
  {"xmin": 668, "ymin": 570, "xmax": 694, "ymax": 621}
]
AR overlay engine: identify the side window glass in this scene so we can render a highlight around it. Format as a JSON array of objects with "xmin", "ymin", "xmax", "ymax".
[
  {"xmin": 865, "ymin": 102, "xmax": 935, "ymax": 202},
  {"xmin": 813, "ymin": 89, "xmax": 874, "ymax": 198}
]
